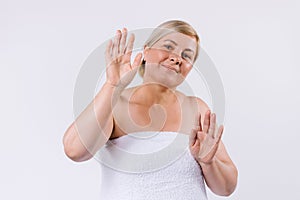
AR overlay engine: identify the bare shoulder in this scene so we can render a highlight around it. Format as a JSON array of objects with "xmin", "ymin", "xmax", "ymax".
[{"xmin": 185, "ymin": 95, "xmax": 210, "ymax": 112}]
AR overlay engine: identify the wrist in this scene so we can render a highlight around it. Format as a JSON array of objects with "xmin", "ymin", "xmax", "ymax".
[
  {"xmin": 101, "ymin": 81, "xmax": 125, "ymax": 102},
  {"xmin": 104, "ymin": 81, "xmax": 127, "ymax": 90},
  {"xmin": 198, "ymin": 157, "xmax": 217, "ymax": 168},
  {"xmin": 104, "ymin": 81, "xmax": 119, "ymax": 88}
]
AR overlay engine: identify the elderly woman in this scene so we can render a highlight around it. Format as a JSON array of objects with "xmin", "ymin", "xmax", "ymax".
[{"xmin": 63, "ymin": 20, "xmax": 238, "ymax": 199}]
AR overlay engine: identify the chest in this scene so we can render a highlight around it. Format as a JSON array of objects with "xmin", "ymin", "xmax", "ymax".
[{"xmin": 112, "ymin": 97, "xmax": 198, "ymax": 137}]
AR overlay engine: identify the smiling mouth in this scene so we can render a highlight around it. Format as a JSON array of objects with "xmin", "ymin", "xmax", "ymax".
[{"xmin": 161, "ymin": 65, "xmax": 179, "ymax": 73}]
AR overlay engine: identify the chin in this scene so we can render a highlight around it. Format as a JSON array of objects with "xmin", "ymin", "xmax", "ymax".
[
  {"xmin": 144, "ymin": 66, "xmax": 185, "ymax": 88},
  {"xmin": 158, "ymin": 76, "xmax": 185, "ymax": 89}
]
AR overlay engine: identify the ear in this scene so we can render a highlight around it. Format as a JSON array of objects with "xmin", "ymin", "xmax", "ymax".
[{"xmin": 143, "ymin": 45, "xmax": 150, "ymax": 61}]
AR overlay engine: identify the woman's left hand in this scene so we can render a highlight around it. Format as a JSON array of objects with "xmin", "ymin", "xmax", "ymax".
[{"xmin": 189, "ymin": 110, "xmax": 224, "ymax": 165}]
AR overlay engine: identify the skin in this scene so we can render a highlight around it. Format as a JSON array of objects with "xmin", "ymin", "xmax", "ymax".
[
  {"xmin": 142, "ymin": 32, "xmax": 197, "ymax": 89},
  {"xmin": 63, "ymin": 27, "xmax": 238, "ymax": 196}
]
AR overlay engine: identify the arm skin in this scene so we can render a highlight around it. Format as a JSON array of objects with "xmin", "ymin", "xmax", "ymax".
[
  {"xmin": 63, "ymin": 28, "xmax": 141, "ymax": 162},
  {"xmin": 200, "ymin": 141, "xmax": 238, "ymax": 196},
  {"xmin": 195, "ymin": 98, "xmax": 238, "ymax": 196},
  {"xmin": 62, "ymin": 83, "xmax": 122, "ymax": 162}
]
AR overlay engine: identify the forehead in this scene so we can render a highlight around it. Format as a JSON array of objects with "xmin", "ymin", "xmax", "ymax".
[{"xmin": 155, "ymin": 32, "xmax": 197, "ymax": 51}]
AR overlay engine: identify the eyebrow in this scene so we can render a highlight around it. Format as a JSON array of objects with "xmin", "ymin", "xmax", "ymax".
[{"xmin": 163, "ymin": 39, "xmax": 195, "ymax": 54}]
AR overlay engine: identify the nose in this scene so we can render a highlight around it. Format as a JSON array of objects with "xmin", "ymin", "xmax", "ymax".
[{"xmin": 169, "ymin": 54, "xmax": 182, "ymax": 65}]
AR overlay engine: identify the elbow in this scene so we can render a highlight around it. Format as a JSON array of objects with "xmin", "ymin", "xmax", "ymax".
[
  {"xmin": 63, "ymin": 144, "xmax": 82, "ymax": 162},
  {"xmin": 220, "ymin": 186, "xmax": 236, "ymax": 197},
  {"xmin": 62, "ymin": 126, "xmax": 93, "ymax": 162},
  {"xmin": 221, "ymin": 168, "xmax": 238, "ymax": 196},
  {"xmin": 65, "ymin": 152, "xmax": 91, "ymax": 163},
  {"xmin": 64, "ymin": 149, "xmax": 79, "ymax": 162},
  {"xmin": 215, "ymin": 183, "xmax": 237, "ymax": 197},
  {"xmin": 213, "ymin": 167, "xmax": 238, "ymax": 197},
  {"xmin": 63, "ymin": 141, "xmax": 93, "ymax": 162}
]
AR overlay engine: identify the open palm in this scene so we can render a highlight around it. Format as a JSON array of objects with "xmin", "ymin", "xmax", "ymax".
[
  {"xmin": 105, "ymin": 28, "xmax": 142, "ymax": 88},
  {"xmin": 189, "ymin": 110, "xmax": 224, "ymax": 165}
]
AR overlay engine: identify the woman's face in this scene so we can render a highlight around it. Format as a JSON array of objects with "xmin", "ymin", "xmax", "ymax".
[{"xmin": 143, "ymin": 32, "xmax": 198, "ymax": 88}]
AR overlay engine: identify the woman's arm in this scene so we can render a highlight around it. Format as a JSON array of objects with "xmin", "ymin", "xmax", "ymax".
[
  {"xmin": 200, "ymin": 141, "xmax": 238, "ymax": 196},
  {"xmin": 63, "ymin": 28, "xmax": 142, "ymax": 162},
  {"xmin": 189, "ymin": 98, "xmax": 238, "ymax": 196},
  {"xmin": 63, "ymin": 83, "xmax": 121, "ymax": 162}
]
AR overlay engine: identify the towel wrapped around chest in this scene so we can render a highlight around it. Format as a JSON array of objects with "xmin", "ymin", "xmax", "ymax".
[{"xmin": 95, "ymin": 131, "xmax": 207, "ymax": 200}]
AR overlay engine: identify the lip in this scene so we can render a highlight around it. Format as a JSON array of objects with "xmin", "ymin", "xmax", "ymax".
[{"xmin": 161, "ymin": 65, "xmax": 178, "ymax": 73}]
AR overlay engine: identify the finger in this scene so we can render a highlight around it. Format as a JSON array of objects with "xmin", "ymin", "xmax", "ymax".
[
  {"xmin": 105, "ymin": 40, "xmax": 112, "ymax": 64},
  {"xmin": 132, "ymin": 52, "xmax": 143, "ymax": 69},
  {"xmin": 125, "ymin": 33, "xmax": 135, "ymax": 55},
  {"xmin": 203, "ymin": 110, "xmax": 211, "ymax": 133},
  {"xmin": 193, "ymin": 112, "xmax": 202, "ymax": 131},
  {"xmin": 198, "ymin": 112, "xmax": 203, "ymax": 131},
  {"xmin": 216, "ymin": 125, "xmax": 224, "ymax": 143},
  {"xmin": 202, "ymin": 126, "xmax": 223, "ymax": 162},
  {"xmin": 208, "ymin": 113, "xmax": 216, "ymax": 138},
  {"xmin": 119, "ymin": 28, "xmax": 127, "ymax": 55},
  {"xmin": 189, "ymin": 128, "xmax": 197, "ymax": 147},
  {"xmin": 212, "ymin": 114, "xmax": 220, "ymax": 139},
  {"xmin": 112, "ymin": 30, "xmax": 121, "ymax": 59}
]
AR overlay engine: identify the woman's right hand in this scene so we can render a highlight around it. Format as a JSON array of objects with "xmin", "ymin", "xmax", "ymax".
[{"xmin": 105, "ymin": 28, "xmax": 143, "ymax": 88}]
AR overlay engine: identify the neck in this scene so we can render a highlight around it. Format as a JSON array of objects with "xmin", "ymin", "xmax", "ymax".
[{"xmin": 133, "ymin": 82, "xmax": 179, "ymax": 105}]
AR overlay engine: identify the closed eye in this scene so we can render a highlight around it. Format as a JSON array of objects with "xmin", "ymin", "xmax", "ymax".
[
  {"xmin": 182, "ymin": 53, "xmax": 192, "ymax": 60},
  {"xmin": 163, "ymin": 44, "xmax": 174, "ymax": 50}
]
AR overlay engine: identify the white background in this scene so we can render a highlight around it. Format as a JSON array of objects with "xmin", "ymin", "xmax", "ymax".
[{"xmin": 1, "ymin": 0, "xmax": 299, "ymax": 199}]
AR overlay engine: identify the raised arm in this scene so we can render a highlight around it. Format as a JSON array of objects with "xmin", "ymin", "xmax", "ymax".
[
  {"xmin": 63, "ymin": 28, "xmax": 142, "ymax": 162},
  {"xmin": 189, "ymin": 99, "xmax": 238, "ymax": 196}
]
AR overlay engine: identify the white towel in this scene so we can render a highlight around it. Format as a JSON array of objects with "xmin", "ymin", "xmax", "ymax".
[{"xmin": 95, "ymin": 131, "xmax": 207, "ymax": 200}]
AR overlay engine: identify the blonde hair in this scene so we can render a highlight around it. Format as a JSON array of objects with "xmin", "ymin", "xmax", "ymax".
[{"xmin": 139, "ymin": 20, "xmax": 200, "ymax": 77}]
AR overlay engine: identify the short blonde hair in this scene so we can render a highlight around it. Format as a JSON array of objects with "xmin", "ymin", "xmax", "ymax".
[{"xmin": 139, "ymin": 20, "xmax": 200, "ymax": 77}]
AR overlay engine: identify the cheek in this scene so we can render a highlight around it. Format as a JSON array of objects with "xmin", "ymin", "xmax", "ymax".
[
  {"xmin": 181, "ymin": 64, "xmax": 193, "ymax": 77},
  {"xmin": 146, "ymin": 49, "xmax": 169, "ymax": 63}
]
